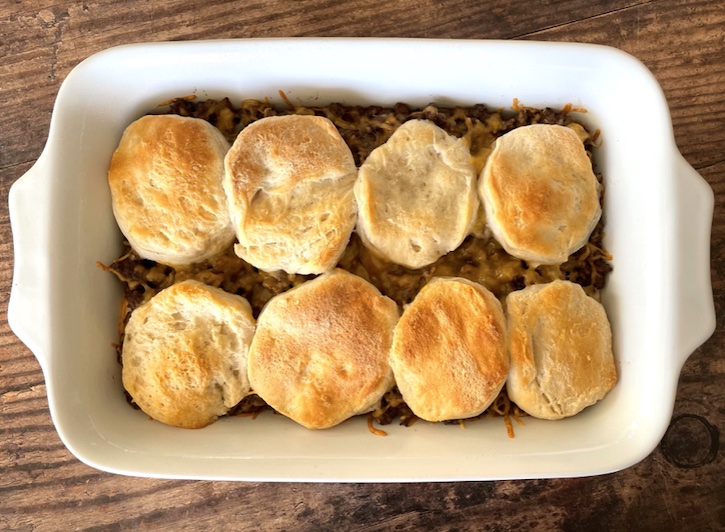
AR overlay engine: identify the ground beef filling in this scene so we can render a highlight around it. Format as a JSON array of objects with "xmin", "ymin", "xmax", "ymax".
[{"xmin": 103, "ymin": 97, "xmax": 612, "ymax": 432}]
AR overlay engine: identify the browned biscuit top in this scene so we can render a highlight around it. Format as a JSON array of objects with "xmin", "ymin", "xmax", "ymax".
[
  {"xmin": 122, "ymin": 280, "xmax": 256, "ymax": 429},
  {"xmin": 247, "ymin": 269, "xmax": 399, "ymax": 429},
  {"xmin": 480, "ymin": 124, "xmax": 601, "ymax": 265},
  {"xmin": 389, "ymin": 277, "xmax": 508, "ymax": 422},
  {"xmin": 505, "ymin": 279, "xmax": 616, "ymax": 420},
  {"xmin": 223, "ymin": 115, "xmax": 357, "ymax": 275},
  {"xmin": 108, "ymin": 114, "xmax": 234, "ymax": 265}
]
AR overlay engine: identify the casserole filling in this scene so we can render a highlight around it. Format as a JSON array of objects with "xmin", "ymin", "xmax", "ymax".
[{"xmin": 103, "ymin": 97, "xmax": 612, "ymax": 433}]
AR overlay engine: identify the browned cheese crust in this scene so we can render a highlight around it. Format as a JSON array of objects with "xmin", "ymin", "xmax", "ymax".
[
  {"xmin": 390, "ymin": 277, "xmax": 508, "ymax": 422},
  {"xmin": 247, "ymin": 269, "xmax": 399, "ymax": 429},
  {"xmin": 223, "ymin": 115, "xmax": 357, "ymax": 275},
  {"xmin": 108, "ymin": 115, "xmax": 234, "ymax": 266},
  {"xmin": 121, "ymin": 280, "xmax": 256, "ymax": 429},
  {"xmin": 480, "ymin": 124, "xmax": 601, "ymax": 265},
  {"xmin": 505, "ymin": 280, "xmax": 617, "ymax": 420}
]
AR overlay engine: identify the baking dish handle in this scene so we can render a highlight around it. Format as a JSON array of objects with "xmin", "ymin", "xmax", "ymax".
[
  {"xmin": 673, "ymin": 154, "xmax": 716, "ymax": 366},
  {"xmin": 7, "ymin": 155, "xmax": 53, "ymax": 373}
]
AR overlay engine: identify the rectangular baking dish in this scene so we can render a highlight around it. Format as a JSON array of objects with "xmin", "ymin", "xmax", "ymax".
[{"xmin": 8, "ymin": 38, "xmax": 715, "ymax": 481}]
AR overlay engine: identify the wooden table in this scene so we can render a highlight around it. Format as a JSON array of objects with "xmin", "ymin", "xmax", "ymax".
[{"xmin": 2, "ymin": 1, "xmax": 723, "ymax": 529}]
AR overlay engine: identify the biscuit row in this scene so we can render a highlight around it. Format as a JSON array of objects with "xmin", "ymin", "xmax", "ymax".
[
  {"xmin": 121, "ymin": 274, "xmax": 616, "ymax": 430},
  {"xmin": 108, "ymin": 113, "xmax": 601, "ymax": 274}
]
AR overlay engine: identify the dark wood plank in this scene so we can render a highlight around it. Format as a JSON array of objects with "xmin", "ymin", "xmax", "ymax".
[{"xmin": 1, "ymin": 0, "xmax": 723, "ymax": 530}]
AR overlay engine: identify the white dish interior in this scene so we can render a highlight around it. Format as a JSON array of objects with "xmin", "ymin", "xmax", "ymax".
[{"xmin": 8, "ymin": 38, "xmax": 715, "ymax": 481}]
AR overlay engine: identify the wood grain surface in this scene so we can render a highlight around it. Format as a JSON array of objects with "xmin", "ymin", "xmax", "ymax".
[{"xmin": 1, "ymin": 1, "xmax": 724, "ymax": 530}]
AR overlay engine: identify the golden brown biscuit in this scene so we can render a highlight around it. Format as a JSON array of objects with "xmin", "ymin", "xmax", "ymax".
[
  {"xmin": 122, "ymin": 280, "xmax": 255, "ymax": 429},
  {"xmin": 389, "ymin": 277, "xmax": 508, "ymax": 422},
  {"xmin": 247, "ymin": 269, "xmax": 399, "ymax": 429},
  {"xmin": 505, "ymin": 280, "xmax": 617, "ymax": 420},
  {"xmin": 354, "ymin": 119, "xmax": 479, "ymax": 269},
  {"xmin": 479, "ymin": 124, "xmax": 601, "ymax": 265},
  {"xmin": 224, "ymin": 115, "xmax": 357, "ymax": 275},
  {"xmin": 108, "ymin": 115, "xmax": 234, "ymax": 265}
]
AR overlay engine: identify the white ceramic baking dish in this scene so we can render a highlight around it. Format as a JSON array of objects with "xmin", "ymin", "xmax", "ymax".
[{"xmin": 8, "ymin": 38, "xmax": 715, "ymax": 481}]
